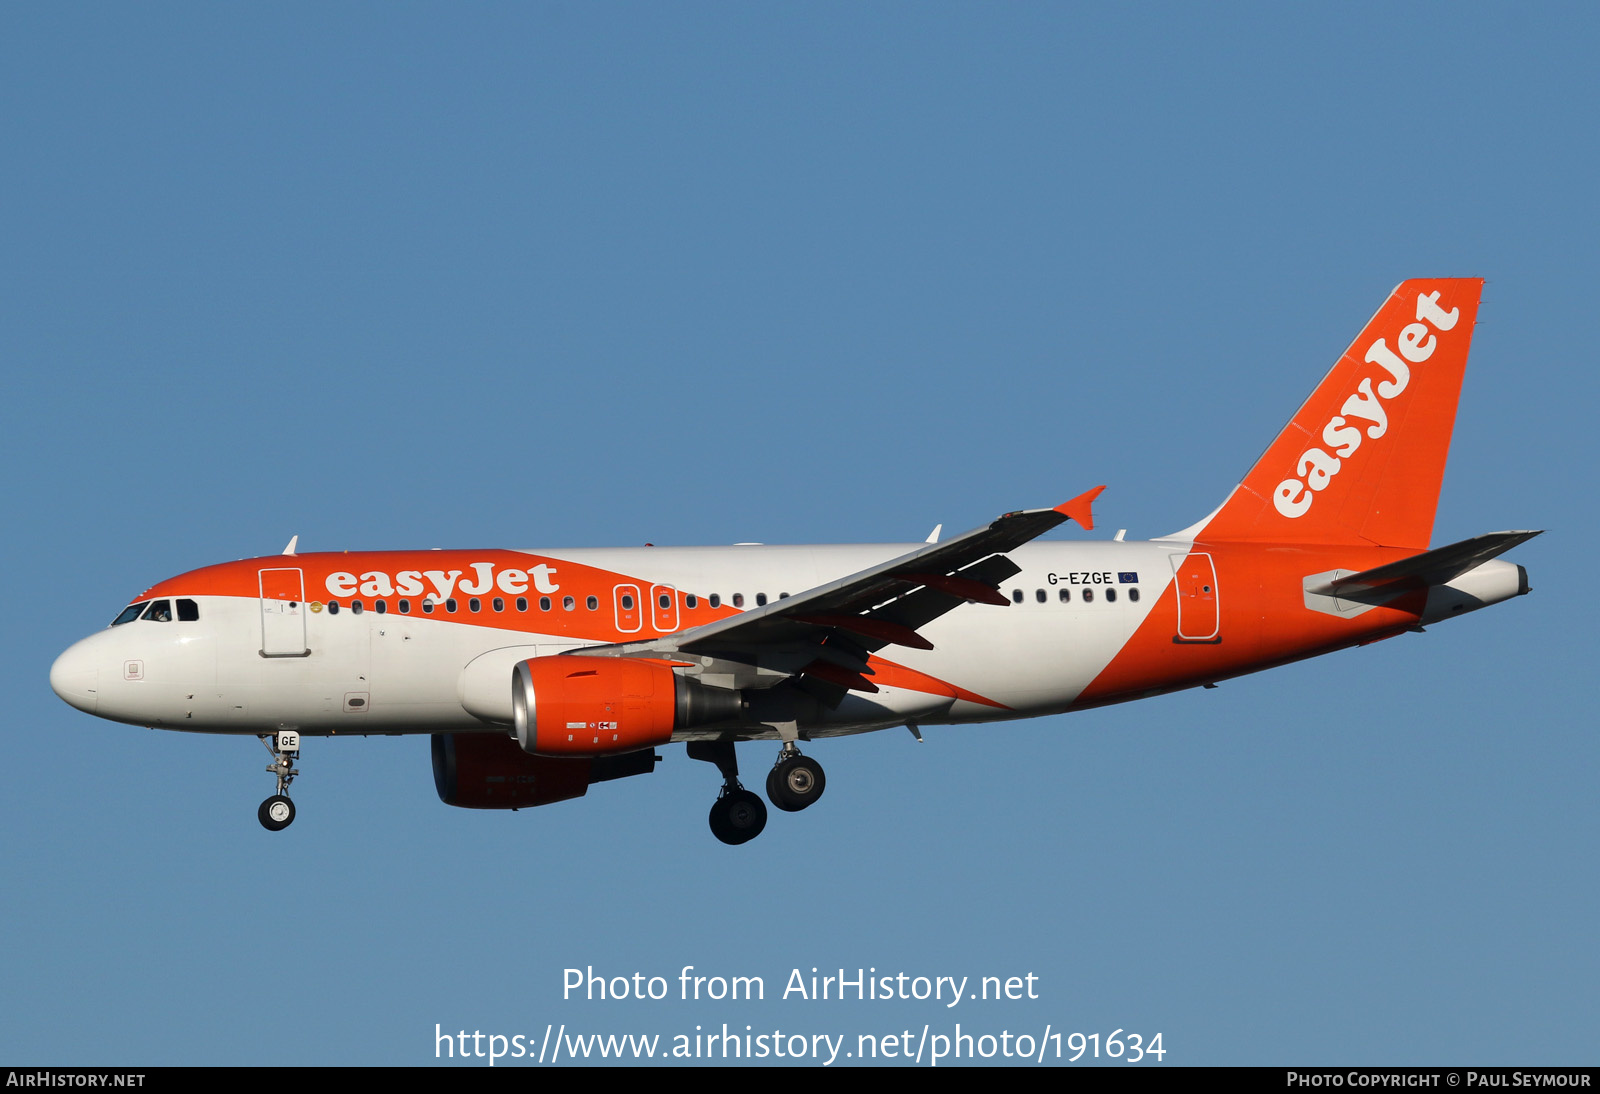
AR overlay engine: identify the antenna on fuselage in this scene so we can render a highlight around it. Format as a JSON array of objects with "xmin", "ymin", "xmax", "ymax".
[{"xmin": 282, "ymin": 535, "xmax": 298, "ymax": 556}]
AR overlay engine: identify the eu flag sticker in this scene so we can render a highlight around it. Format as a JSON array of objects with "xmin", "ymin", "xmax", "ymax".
[{"xmin": 1117, "ymin": 572, "xmax": 1139, "ymax": 584}]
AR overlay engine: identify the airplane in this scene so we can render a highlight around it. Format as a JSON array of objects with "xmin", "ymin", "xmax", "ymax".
[{"xmin": 49, "ymin": 278, "xmax": 1539, "ymax": 844}]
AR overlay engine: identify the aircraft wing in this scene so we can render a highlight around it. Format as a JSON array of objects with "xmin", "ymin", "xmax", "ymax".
[{"xmin": 573, "ymin": 486, "xmax": 1105, "ymax": 696}]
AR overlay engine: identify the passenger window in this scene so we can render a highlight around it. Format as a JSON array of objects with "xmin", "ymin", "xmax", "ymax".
[
  {"xmin": 112, "ymin": 602, "xmax": 149, "ymax": 626},
  {"xmin": 517, "ymin": 597, "xmax": 528, "ymax": 612},
  {"xmin": 445, "ymin": 599, "xmax": 457, "ymax": 613},
  {"xmin": 1082, "ymin": 588, "xmax": 1094, "ymax": 603},
  {"xmin": 1059, "ymin": 589, "xmax": 1070, "ymax": 603},
  {"xmin": 375, "ymin": 599, "xmax": 387, "ymax": 614},
  {"xmin": 563, "ymin": 596, "xmax": 575, "ymax": 611},
  {"xmin": 779, "ymin": 592, "xmax": 789, "ymax": 599},
  {"xmin": 659, "ymin": 593, "xmax": 672, "ymax": 609},
  {"xmin": 709, "ymin": 594, "xmax": 721, "ymax": 609},
  {"xmin": 585, "ymin": 595, "xmax": 597, "ymax": 610},
  {"xmin": 141, "ymin": 600, "xmax": 173, "ymax": 622},
  {"xmin": 492, "ymin": 597, "xmax": 504, "ymax": 612},
  {"xmin": 1106, "ymin": 588, "xmax": 1117, "ymax": 603},
  {"xmin": 621, "ymin": 594, "xmax": 635, "ymax": 610},
  {"xmin": 1035, "ymin": 589, "xmax": 1047, "ymax": 603},
  {"xmin": 732, "ymin": 593, "xmax": 745, "ymax": 608},
  {"xmin": 399, "ymin": 599, "xmax": 411, "ymax": 614},
  {"xmin": 1129, "ymin": 587, "xmax": 1140, "ymax": 603},
  {"xmin": 329, "ymin": 601, "xmax": 341, "ymax": 615},
  {"xmin": 756, "ymin": 593, "xmax": 767, "ymax": 607},
  {"xmin": 686, "ymin": 594, "xmax": 698, "ymax": 609},
  {"xmin": 177, "ymin": 599, "xmax": 200, "ymax": 622},
  {"xmin": 1012, "ymin": 589, "xmax": 1023, "ymax": 604},
  {"xmin": 540, "ymin": 596, "xmax": 551, "ymax": 611},
  {"xmin": 421, "ymin": 599, "xmax": 433, "ymax": 614},
  {"xmin": 469, "ymin": 598, "xmax": 481, "ymax": 613},
  {"xmin": 352, "ymin": 600, "xmax": 364, "ymax": 614}
]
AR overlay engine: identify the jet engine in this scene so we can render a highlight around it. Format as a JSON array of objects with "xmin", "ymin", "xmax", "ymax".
[{"xmin": 512, "ymin": 655, "xmax": 743, "ymax": 757}]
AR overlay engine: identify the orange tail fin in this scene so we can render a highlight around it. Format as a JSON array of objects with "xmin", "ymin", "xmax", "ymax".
[{"xmin": 1197, "ymin": 278, "xmax": 1483, "ymax": 549}]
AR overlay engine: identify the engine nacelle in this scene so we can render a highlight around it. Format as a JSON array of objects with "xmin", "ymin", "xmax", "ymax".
[
  {"xmin": 512, "ymin": 655, "xmax": 742, "ymax": 757},
  {"xmin": 431, "ymin": 732, "xmax": 657, "ymax": 810}
]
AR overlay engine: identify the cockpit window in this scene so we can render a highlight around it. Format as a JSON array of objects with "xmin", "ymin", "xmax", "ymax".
[
  {"xmin": 140, "ymin": 599, "xmax": 173, "ymax": 622},
  {"xmin": 112, "ymin": 602, "xmax": 149, "ymax": 626},
  {"xmin": 177, "ymin": 599, "xmax": 199, "ymax": 621}
]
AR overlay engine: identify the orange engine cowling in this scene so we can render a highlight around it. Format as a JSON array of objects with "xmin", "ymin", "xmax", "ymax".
[
  {"xmin": 512, "ymin": 655, "xmax": 743, "ymax": 757},
  {"xmin": 431, "ymin": 732, "xmax": 657, "ymax": 809}
]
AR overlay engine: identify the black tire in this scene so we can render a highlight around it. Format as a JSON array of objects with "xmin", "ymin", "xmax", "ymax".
[
  {"xmin": 709, "ymin": 788, "xmax": 767, "ymax": 845},
  {"xmin": 708, "ymin": 797, "xmax": 735, "ymax": 844},
  {"xmin": 258, "ymin": 795, "xmax": 295, "ymax": 832},
  {"xmin": 767, "ymin": 755, "xmax": 826, "ymax": 812}
]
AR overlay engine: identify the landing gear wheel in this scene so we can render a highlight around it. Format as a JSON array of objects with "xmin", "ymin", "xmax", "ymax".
[
  {"xmin": 708, "ymin": 788, "xmax": 767, "ymax": 845},
  {"xmin": 766, "ymin": 754, "xmax": 826, "ymax": 812},
  {"xmin": 258, "ymin": 795, "xmax": 295, "ymax": 832}
]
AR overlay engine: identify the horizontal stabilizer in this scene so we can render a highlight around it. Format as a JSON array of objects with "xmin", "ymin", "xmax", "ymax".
[{"xmin": 1307, "ymin": 530, "xmax": 1542, "ymax": 599}]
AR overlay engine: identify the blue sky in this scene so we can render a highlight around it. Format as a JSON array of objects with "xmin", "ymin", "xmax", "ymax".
[{"xmin": 2, "ymin": 3, "xmax": 1594, "ymax": 1066}]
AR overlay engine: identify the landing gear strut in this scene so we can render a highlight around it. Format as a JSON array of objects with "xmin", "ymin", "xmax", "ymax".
[
  {"xmin": 687, "ymin": 741, "xmax": 767, "ymax": 845},
  {"xmin": 258, "ymin": 731, "xmax": 300, "ymax": 832},
  {"xmin": 766, "ymin": 743, "xmax": 825, "ymax": 812}
]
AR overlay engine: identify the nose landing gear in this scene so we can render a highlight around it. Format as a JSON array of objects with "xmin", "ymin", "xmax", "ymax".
[{"xmin": 258, "ymin": 731, "xmax": 300, "ymax": 831}]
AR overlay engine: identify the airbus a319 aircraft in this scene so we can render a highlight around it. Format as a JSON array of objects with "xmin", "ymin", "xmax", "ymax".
[{"xmin": 50, "ymin": 279, "xmax": 1538, "ymax": 844}]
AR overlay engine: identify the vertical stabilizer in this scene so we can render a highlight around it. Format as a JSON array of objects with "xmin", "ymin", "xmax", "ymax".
[{"xmin": 1198, "ymin": 278, "xmax": 1482, "ymax": 549}]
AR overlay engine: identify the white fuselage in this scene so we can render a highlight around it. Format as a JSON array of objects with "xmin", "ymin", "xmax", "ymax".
[{"xmin": 50, "ymin": 540, "xmax": 1183, "ymax": 740}]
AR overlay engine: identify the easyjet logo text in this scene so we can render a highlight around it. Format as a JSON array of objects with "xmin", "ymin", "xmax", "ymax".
[
  {"xmin": 1273, "ymin": 290, "xmax": 1460, "ymax": 519},
  {"xmin": 324, "ymin": 563, "xmax": 560, "ymax": 602}
]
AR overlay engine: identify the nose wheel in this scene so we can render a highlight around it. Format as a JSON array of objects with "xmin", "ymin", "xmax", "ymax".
[
  {"xmin": 258, "ymin": 795, "xmax": 295, "ymax": 831},
  {"xmin": 257, "ymin": 731, "xmax": 300, "ymax": 831}
]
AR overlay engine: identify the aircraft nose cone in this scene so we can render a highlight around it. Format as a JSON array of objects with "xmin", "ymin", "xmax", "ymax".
[{"xmin": 50, "ymin": 641, "xmax": 98, "ymax": 714}]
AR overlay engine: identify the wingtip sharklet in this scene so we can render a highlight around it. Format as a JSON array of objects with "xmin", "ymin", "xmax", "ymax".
[{"xmin": 1054, "ymin": 486, "xmax": 1106, "ymax": 531}]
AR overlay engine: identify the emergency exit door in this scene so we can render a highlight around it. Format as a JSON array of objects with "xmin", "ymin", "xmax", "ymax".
[{"xmin": 1172, "ymin": 553, "xmax": 1220, "ymax": 642}]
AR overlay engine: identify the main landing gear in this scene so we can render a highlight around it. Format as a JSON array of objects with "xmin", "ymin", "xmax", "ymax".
[
  {"xmin": 688, "ymin": 741, "xmax": 766, "ymax": 845},
  {"xmin": 258, "ymin": 731, "xmax": 300, "ymax": 832},
  {"xmin": 766, "ymin": 743, "xmax": 826, "ymax": 813},
  {"xmin": 688, "ymin": 741, "xmax": 827, "ymax": 845},
  {"xmin": 709, "ymin": 786, "xmax": 766, "ymax": 846}
]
